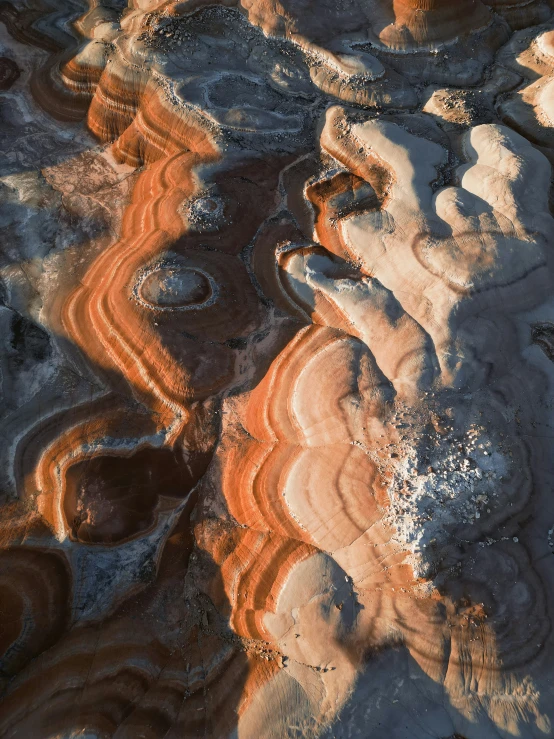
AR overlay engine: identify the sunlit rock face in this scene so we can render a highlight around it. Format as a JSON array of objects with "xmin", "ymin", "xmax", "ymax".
[{"xmin": 1, "ymin": 0, "xmax": 554, "ymax": 737}]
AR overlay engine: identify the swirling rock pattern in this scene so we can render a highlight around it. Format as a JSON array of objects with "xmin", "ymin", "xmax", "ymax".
[{"xmin": 1, "ymin": 0, "xmax": 554, "ymax": 737}]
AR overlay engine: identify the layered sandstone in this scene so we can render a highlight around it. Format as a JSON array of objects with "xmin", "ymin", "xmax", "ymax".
[{"xmin": 0, "ymin": 0, "xmax": 554, "ymax": 737}]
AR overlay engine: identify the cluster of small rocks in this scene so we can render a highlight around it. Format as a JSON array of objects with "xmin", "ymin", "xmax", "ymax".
[
  {"xmin": 184, "ymin": 193, "xmax": 229, "ymax": 232},
  {"xmin": 139, "ymin": 15, "xmax": 194, "ymax": 50},
  {"xmin": 383, "ymin": 416, "xmax": 510, "ymax": 574}
]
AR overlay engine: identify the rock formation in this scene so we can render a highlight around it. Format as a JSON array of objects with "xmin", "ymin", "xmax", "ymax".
[{"xmin": 0, "ymin": 0, "xmax": 554, "ymax": 737}]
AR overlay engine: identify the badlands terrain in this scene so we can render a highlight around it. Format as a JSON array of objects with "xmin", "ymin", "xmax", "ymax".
[{"xmin": 0, "ymin": 0, "xmax": 554, "ymax": 736}]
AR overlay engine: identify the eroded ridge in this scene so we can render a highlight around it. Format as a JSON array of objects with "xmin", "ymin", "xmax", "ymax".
[
  {"xmin": 214, "ymin": 111, "xmax": 554, "ymax": 736},
  {"xmin": 0, "ymin": 0, "xmax": 554, "ymax": 737}
]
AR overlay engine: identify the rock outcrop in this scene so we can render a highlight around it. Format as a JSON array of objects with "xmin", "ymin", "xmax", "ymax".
[{"xmin": 1, "ymin": 0, "xmax": 554, "ymax": 737}]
